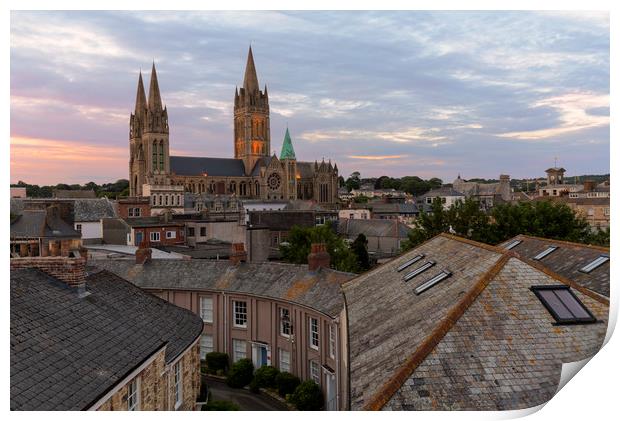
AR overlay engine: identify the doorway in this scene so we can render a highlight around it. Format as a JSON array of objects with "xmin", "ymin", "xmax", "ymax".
[{"xmin": 251, "ymin": 343, "xmax": 270, "ymax": 369}]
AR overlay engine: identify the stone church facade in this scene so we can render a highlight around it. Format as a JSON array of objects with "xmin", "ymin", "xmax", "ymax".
[{"xmin": 129, "ymin": 47, "xmax": 339, "ymax": 207}]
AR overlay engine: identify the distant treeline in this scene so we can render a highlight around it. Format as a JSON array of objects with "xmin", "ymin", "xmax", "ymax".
[{"xmin": 11, "ymin": 180, "xmax": 130, "ymax": 199}]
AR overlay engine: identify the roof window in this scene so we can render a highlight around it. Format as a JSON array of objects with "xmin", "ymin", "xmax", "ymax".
[
  {"xmin": 396, "ymin": 254, "xmax": 424, "ymax": 272},
  {"xmin": 414, "ymin": 271, "xmax": 452, "ymax": 295},
  {"xmin": 531, "ymin": 285, "xmax": 596, "ymax": 324},
  {"xmin": 533, "ymin": 246, "xmax": 558, "ymax": 260},
  {"xmin": 403, "ymin": 261, "xmax": 435, "ymax": 282},
  {"xmin": 579, "ymin": 255, "xmax": 609, "ymax": 274},
  {"xmin": 504, "ymin": 239, "xmax": 522, "ymax": 250}
]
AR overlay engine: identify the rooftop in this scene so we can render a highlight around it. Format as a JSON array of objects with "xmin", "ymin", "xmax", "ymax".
[
  {"xmin": 170, "ymin": 155, "xmax": 246, "ymax": 177},
  {"xmin": 337, "ymin": 218, "xmax": 412, "ymax": 238},
  {"xmin": 89, "ymin": 259, "xmax": 355, "ymax": 318},
  {"xmin": 10, "ymin": 209, "xmax": 80, "ymax": 239},
  {"xmin": 343, "ymin": 234, "xmax": 608, "ymax": 410},
  {"xmin": 73, "ymin": 198, "xmax": 117, "ymax": 222},
  {"xmin": 10, "ymin": 268, "xmax": 203, "ymax": 410},
  {"xmin": 498, "ymin": 234, "xmax": 610, "ymax": 297}
]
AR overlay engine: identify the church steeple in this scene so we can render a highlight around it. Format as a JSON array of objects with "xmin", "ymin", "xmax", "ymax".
[
  {"xmin": 280, "ymin": 128, "xmax": 296, "ymax": 160},
  {"xmin": 243, "ymin": 46, "xmax": 259, "ymax": 93},
  {"xmin": 148, "ymin": 62, "xmax": 163, "ymax": 111},
  {"xmin": 134, "ymin": 71, "xmax": 147, "ymax": 116}
]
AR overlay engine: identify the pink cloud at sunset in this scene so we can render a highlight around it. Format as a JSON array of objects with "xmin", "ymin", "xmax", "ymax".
[{"xmin": 10, "ymin": 136, "xmax": 127, "ymax": 185}]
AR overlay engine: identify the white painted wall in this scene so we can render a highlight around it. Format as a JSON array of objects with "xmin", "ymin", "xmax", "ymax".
[{"xmin": 75, "ymin": 221, "xmax": 102, "ymax": 240}]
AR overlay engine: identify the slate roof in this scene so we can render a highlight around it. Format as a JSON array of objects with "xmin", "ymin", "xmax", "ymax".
[
  {"xmin": 421, "ymin": 187, "xmax": 465, "ymax": 198},
  {"xmin": 170, "ymin": 156, "xmax": 246, "ymax": 177},
  {"xmin": 89, "ymin": 259, "xmax": 354, "ymax": 318},
  {"xmin": 10, "ymin": 268, "xmax": 203, "ymax": 410},
  {"xmin": 10, "ymin": 210, "xmax": 80, "ymax": 239},
  {"xmin": 370, "ymin": 202, "xmax": 419, "ymax": 215},
  {"xmin": 10, "ymin": 198, "xmax": 24, "ymax": 215},
  {"xmin": 125, "ymin": 216, "xmax": 184, "ymax": 228},
  {"xmin": 250, "ymin": 156, "xmax": 274, "ymax": 176},
  {"xmin": 343, "ymin": 234, "xmax": 608, "ymax": 411},
  {"xmin": 337, "ymin": 218, "xmax": 411, "ymax": 238},
  {"xmin": 296, "ymin": 161, "xmax": 316, "ymax": 179},
  {"xmin": 73, "ymin": 198, "xmax": 117, "ymax": 222},
  {"xmin": 498, "ymin": 234, "xmax": 610, "ymax": 297}
]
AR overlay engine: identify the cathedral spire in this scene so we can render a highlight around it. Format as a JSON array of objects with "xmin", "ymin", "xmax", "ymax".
[
  {"xmin": 148, "ymin": 62, "xmax": 163, "ymax": 111},
  {"xmin": 280, "ymin": 127, "xmax": 296, "ymax": 160},
  {"xmin": 134, "ymin": 71, "xmax": 147, "ymax": 115},
  {"xmin": 243, "ymin": 46, "xmax": 259, "ymax": 93}
]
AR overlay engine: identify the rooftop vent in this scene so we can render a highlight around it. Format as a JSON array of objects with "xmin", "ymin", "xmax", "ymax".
[
  {"xmin": 414, "ymin": 270, "xmax": 452, "ymax": 295},
  {"xmin": 504, "ymin": 239, "xmax": 522, "ymax": 250},
  {"xmin": 396, "ymin": 254, "xmax": 424, "ymax": 272},
  {"xmin": 533, "ymin": 246, "xmax": 558, "ymax": 261},
  {"xmin": 403, "ymin": 261, "xmax": 435, "ymax": 282},
  {"xmin": 579, "ymin": 254, "xmax": 609, "ymax": 274}
]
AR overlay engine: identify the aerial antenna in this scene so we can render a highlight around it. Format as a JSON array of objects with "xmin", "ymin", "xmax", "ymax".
[{"xmin": 554, "ymin": 156, "xmax": 558, "ymax": 168}]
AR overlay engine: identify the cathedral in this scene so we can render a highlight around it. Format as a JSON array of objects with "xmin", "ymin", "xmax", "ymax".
[{"xmin": 128, "ymin": 47, "xmax": 339, "ymax": 208}]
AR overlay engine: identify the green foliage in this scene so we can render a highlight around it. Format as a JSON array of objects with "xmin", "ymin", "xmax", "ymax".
[
  {"xmin": 401, "ymin": 197, "xmax": 601, "ymax": 250},
  {"xmin": 253, "ymin": 365, "xmax": 280, "ymax": 389},
  {"xmin": 203, "ymin": 400, "xmax": 240, "ymax": 411},
  {"xmin": 10, "ymin": 179, "xmax": 129, "ymax": 198},
  {"xmin": 351, "ymin": 233, "xmax": 371, "ymax": 271},
  {"xmin": 352, "ymin": 195, "xmax": 370, "ymax": 203},
  {"xmin": 289, "ymin": 380, "xmax": 324, "ymax": 411},
  {"xmin": 279, "ymin": 223, "xmax": 360, "ymax": 273},
  {"xmin": 205, "ymin": 352, "xmax": 229, "ymax": 374},
  {"xmin": 226, "ymin": 358, "xmax": 254, "ymax": 388},
  {"xmin": 275, "ymin": 372, "xmax": 301, "ymax": 397}
]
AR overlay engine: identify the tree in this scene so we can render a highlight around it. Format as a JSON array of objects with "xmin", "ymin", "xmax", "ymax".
[
  {"xmin": 351, "ymin": 233, "xmax": 370, "ymax": 271},
  {"xmin": 401, "ymin": 197, "xmax": 450, "ymax": 250},
  {"xmin": 226, "ymin": 358, "xmax": 254, "ymax": 388},
  {"xmin": 289, "ymin": 380, "xmax": 324, "ymax": 410}
]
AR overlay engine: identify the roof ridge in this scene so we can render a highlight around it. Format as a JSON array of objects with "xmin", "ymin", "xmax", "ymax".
[
  {"xmin": 514, "ymin": 255, "xmax": 609, "ymax": 306},
  {"xmin": 439, "ymin": 233, "xmax": 507, "ymax": 254},
  {"xmin": 364, "ymin": 253, "xmax": 511, "ymax": 411},
  {"xmin": 515, "ymin": 234, "xmax": 609, "ymax": 252}
]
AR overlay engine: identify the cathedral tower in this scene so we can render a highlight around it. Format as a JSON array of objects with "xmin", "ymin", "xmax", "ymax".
[
  {"xmin": 280, "ymin": 128, "xmax": 297, "ymax": 201},
  {"xmin": 129, "ymin": 63, "xmax": 170, "ymax": 196},
  {"xmin": 234, "ymin": 46, "xmax": 270, "ymax": 175}
]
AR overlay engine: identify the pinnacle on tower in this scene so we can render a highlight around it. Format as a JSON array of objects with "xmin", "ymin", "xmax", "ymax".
[
  {"xmin": 134, "ymin": 71, "xmax": 147, "ymax": 115},
  {"xmin": 243, "ymin": 46, "xmax": 260, "ymax": 93},
  {"xmin": 280, "ymin": 128, "xmax": 296, "ymax": 160},
  {"xmin": 148, "ymin": 62, "xmax": 163, "ymax": 111}
]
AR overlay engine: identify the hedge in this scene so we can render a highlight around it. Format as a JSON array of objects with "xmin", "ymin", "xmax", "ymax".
[
  {"xmin": 205, "ymin": 352, "xmax": 229, "ymax": 373},
  {"xmin": 226, "ymin": 358, "xmax": 254, "ymax": 388},
  {"xmin": 289, "ymin": 380, "xmax": 324, "ymax": 411},
  {"xmin": 275, "ymin": 372, "xmax": 301, "ymax": 397}
]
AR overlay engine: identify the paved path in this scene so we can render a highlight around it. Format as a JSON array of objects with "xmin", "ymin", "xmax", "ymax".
[{"xmin": 206, "ymin": 378, "xmax": 288, "ymax": 411}]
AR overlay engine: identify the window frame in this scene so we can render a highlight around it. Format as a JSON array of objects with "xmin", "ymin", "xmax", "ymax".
[
  {"xmin": 200, "ymin": 334, "xmax": 214, "ymax": 360},
  {"xmin": 233, "ymin": 300, "xmax": 248, "ymax": 328},
  {"xmin": 310, "ymin": 360, "xmax": 320, "ymax": 384},
  {"xmin": 309, "ymin": 317, "xmax": 319, "ymax": 350},
  {"xmin": 396, "ymin": 254, "xmax": 424, "ymax": 272},
  {"xmin": 503, "ymin": 239, "xmax": 522, "ymax": 250},
  {"xmin": 414, "ymin": 270, "xmax": 452, "ymax": 295},
  {"xmin": 75, "ymin": 223, "xmax": 82, "ymax": 232},
  {"xmin": 127, "ymin": 377, "xmax": 140, "ymax": 411},
  {"xmin": 403, "ymin": 261, "xmax": 435, "ymax": 282},
  {"xmin": 174, "ymin": 361, "xmax": 183, "ymax": 409},
  {"xmin": 533, "ymin": 246, "xmax": 558, "ymax": 261},
  {"xmin": 328, "ymin": 324, "xmax": 336, "ymax": 359},
  {"xmin": 166, "ymin": 230, "xmax": 177, "ymax": 239},
  {"xmin": 232, "ymin": 339, "xmax": 247, "ymax": 363},
  {"xmin": 280, "ymin": 308, "xmax": 291, "ymax": 338},
  {"xmin": 200, "ymin": 296, "xmax": 213, "ymax": 323},
  {"xmin": 279, "ymin": 348, "xmax": 291, "ymax": 373},
  {"xmin": 531, "ymin": 285, "xmax": 597, "ymax": 325},
  {"xmin": 149, "ymin": 231, "xmax": 160, "ymax": 242}
]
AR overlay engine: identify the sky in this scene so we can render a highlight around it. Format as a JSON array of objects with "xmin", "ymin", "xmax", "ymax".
[{"xmin": 10, "ymin": 10, "xmax": 610, "ymax": 185}]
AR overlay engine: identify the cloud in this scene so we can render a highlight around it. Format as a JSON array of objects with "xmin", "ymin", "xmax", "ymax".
[
  {"xmin": 497, "ymin": 92, "xmax": 609, "ymax": 140},
  {"xmin": 348, "ymin": 155, "xmax": 407, "ymax": 160}
]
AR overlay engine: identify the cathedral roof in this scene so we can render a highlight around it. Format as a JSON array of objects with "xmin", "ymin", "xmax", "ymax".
[
  {"xmin": 279, "ymin": 128, "xmax": 296, "ymax": 160},
  {"xmin": 134, "ymin": 71, "xmax": 147, "ymax": 115},
  {"xmin": 148, "ymin": 62, "xmax": 163, "ymax": 111},
  {"xmin": 170, "ymin": 156, "xmax": 246, "ymax": 177}
]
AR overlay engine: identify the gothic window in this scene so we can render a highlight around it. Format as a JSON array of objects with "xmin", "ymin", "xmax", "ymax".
[
  {"xmin": 152, "ymin": 141, "xmax": 158, "ymax": 170},
  {"xmin": 267, "ymin": 173, "xmax": 282, "ymax": 191},
  {"xmin": 158, "ymin": 141, "xmax": 164, "ymax": 171},
  {"xmin": 230, "ymin": 182, "xmax": 237, "ymax": 194},
  {"xmin": 255, "ymin": 181, "xmax": 260, "ymax": 196}
]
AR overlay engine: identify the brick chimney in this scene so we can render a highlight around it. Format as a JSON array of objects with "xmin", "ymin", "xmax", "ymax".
[
  {"xmin": 10, "ymin": 255, "xmax": 86, "ymax": 289},
  {"xmin": 583, "ymin": 180, "xmax": 596, "ymax": 192},
  {"xmin": 308, "ymin": 243, "xmax": 330, "ymax": 271},
  {"xmin": 230, "ymin": 243, "xmax": 247, "ymax": 265},
  {"xmin": 135, "ymin": 240, "xmax": 152, "ymax": 265}
]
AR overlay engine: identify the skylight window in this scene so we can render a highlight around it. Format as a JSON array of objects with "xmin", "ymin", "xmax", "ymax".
[
  {"xmin": 504, "ymin": 239, "xmax": 522, "ymax": 250},
  {"xmin": 531, "ymin": 286, "xmax": 596, "ymax": 324},
  {"xmin": 533, "ymin": 246, "xmax": 558, "ymax": 261},
  {"xmin": 403, "ymin": 261, "xmax": 435, "ymax": 282},
  {"xmin": 396, "ymin": 254, "xmax": 425, "ymax": 272},
  {"xmin": 414, "ymin": 271, "xmax": 452, "ymax": 295},
  {"xmin": 579, "ymin": 255, "xmax": 609, "ymax": 274}
]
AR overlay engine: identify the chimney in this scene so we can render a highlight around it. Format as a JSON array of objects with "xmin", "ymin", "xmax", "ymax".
[
  {"xmin": 10, "ymin": 255, "xmax": 87, "ymax": 289},
  {"xmin": 135, "ymin": 240, "xmax": 152, "ymax": 265},
  {"xmin": 583, "ymin": 180, "xmax": 595, "ymax": 192},
  {"xmin": 308, "ymin": 243, "xmax": 330, "ymax": 271},
  {"xmin": 230, "ymin": 243, "xmax": 247, "ymax": 265}
]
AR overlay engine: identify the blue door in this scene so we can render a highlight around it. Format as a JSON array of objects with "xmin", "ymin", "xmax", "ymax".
[{"xmin": 135, "ymin": 232, "xmax": 143, "ymax": 246}]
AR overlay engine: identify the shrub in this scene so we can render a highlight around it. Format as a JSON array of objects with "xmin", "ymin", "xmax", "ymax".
[
  {"xmin": 289, "ymin": 380, "xmax": 324, "ymax": 411},
  {"xmin": 275, "ymin": 372, "xmax": 301, "ymax": 397},
  {"xmin": 205, "ymin": 352, "xmax": 229, "ymax": 374},
  {"xmin": 249, "ymin": 377, "xmax": 260, "ymax": 394},
  {"xmin": 203, "ymin": 400, "xmax": 240, "ymax": 411},
  {"xmin": 226, "ymin": 358, "xmax": 254, "ymax": 388},
  {"xmin": 254, "ymin": 365, "xmax": 280, "ymax": 389}
]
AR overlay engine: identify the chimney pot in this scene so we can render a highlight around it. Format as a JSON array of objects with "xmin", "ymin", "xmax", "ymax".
[
  {"xmin": 230, "ymin": 243, "xmax": 247, "ymax": 265},
  {"xmin": 308, "ymin": 243, "xmax": 330, "ymax": 271}
]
